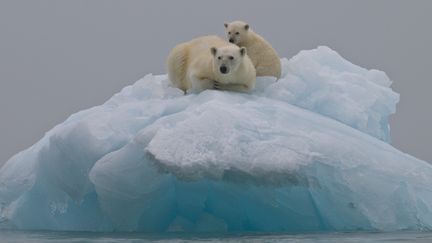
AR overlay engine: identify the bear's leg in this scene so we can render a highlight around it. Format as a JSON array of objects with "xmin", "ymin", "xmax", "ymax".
[{"xmin": 190, "ymin": 76, "xmax": 215, "ymax": 92}]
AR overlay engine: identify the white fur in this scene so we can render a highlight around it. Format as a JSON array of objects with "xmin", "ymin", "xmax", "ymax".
[
  {"xmin": 225, "ymin": 21, "xmax": 281, "ymax": 79},
  {"xmin": 167, "ymin": 35, "xmax": 256, "ymax": 93}
]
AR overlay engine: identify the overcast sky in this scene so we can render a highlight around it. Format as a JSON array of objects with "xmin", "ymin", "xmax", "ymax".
[{"xmin": 0, "ymin": 0, "xmax": 431, "ymax": 167}]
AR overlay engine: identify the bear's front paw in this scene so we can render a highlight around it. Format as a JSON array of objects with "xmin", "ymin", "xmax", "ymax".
[{"xmin": 214, "ymin": 81, "xmax": 221, "ymax": 90}]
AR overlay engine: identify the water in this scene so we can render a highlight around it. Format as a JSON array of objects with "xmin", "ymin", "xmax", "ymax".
[{"xmin": 1, "ymin": 231, "xmax": 432, "ymax": 243}]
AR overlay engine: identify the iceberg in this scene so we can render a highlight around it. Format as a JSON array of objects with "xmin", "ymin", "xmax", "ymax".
[{"xmin": 1, "ymin": 46, "xmax": 431, "ymax": 232}]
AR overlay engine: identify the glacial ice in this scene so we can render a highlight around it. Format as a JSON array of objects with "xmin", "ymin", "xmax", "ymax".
[{"xmin": 1, "ymin": 46, "xmax": 432, "ymax": 232}]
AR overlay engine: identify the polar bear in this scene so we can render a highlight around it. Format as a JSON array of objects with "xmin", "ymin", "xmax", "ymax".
[
  {"xmin": 167, "ymin": 35, "xmax": 256, "ymax": 93},
  {"xmin": 224, "ymin": 21, "xmax": 281, "ymax": 79}
]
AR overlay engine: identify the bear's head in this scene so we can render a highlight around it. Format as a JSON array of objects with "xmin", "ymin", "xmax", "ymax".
[
  {"xmin": 210, "ymin": 45, "xmax": 247, "ymax": 75},
  {"xmin": 224, "ymin": 21, "xmax": 250, "ymax": 45}
]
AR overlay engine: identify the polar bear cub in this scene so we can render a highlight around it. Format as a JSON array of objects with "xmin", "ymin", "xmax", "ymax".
[
  {"xmin": 224, "ymin": 21, "xmax": 281, "ymax": 79},
  {"xmin": 167, "ymin": 35, "xmax": 256, "ymax": 93}
]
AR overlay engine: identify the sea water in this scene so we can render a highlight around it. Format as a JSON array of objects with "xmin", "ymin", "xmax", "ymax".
[{"xmin": 2, "ymin": 230, "xmax": 432, "ymax": 243}]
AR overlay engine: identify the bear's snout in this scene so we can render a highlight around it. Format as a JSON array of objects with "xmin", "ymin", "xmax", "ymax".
[
  {"xmin": 220, "ymin": 66, "xmax": 228, "ymax": 74},
  {"xmin": 229, "ymin": 38, "xmax": 234, "ymax": 43}
]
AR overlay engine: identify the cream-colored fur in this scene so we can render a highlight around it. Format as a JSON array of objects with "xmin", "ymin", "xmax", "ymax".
[
  {"xmin": 167, "ymin": 35, "xmax": 256, "ymax": 93},
  {"xmin": 225, "ymin": 21, "xmax": 281, "ymax": 79}
]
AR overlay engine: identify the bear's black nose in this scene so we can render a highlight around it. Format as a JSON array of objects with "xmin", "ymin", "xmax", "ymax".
[
  {"xmin": 220, "ymin": 66, "xmax": 228, "ymax": 74},
  {"xmin": 229, "ymin": 39, "xmax": 234, "ymax": 43}
]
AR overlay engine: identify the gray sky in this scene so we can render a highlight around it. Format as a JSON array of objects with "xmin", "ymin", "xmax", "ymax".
[{"xmin": 0, "ymin": 0, "xmax": 431, "ymax": 167}]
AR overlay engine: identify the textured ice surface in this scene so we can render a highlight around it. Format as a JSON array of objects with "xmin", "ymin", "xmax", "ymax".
[
  {"xmin": 260, "ymin": 46, "xmax": 399, "ymax": 142},
  {"xmin": 1, "ymin": 46, "xmax": 431, "ymax": 233}
]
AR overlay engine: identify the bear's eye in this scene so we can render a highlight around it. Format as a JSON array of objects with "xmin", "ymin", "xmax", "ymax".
[
  {"xmin": 229, "ymin": 56, "xmax": 234, "ymax": 60},
  {"xmin": 235, "ymin": 32, "xmax": 239, "ymax": 35},
  {"xmin": 228, "ymin": 32, "xmax": 231, "ymax": 35},
  {"xmin": 218, "ymin": 56, "xmax": 222, "ymax": 60}
]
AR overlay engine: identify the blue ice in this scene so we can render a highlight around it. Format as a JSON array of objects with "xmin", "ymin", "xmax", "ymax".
[{"xmin": 1, "ymin": 46, "xmax": 431, "ymax": 233}]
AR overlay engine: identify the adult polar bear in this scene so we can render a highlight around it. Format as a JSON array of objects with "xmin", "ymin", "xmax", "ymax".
[
  {"xmin": 225, "ymin": 21, "xmax": 281, "ymax": 79},
  {"xmin": 167, "ymin": 35, "xmax": 256, "ymax": 93}
]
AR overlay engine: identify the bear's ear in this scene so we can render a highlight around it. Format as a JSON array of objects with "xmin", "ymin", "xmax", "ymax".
[
  {"xmin": 210, "ymin": 47, "xmax": 217, "ymax": 56},
  {"xmin": 244, "ymin": 24, "xmax": 249, "ymax": 31},
  {"xmin": 224, "ymin": 23, "xmax": 228, "ymax": 28},
  {"xmin": 240, "ymin": 47, "xmax": 246, "ymax": 56}
]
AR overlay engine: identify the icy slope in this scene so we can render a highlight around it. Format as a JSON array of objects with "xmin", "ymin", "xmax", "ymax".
[{"xmin": 1, "ymin": 46, "xmax": 431, "ymax": 232}]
